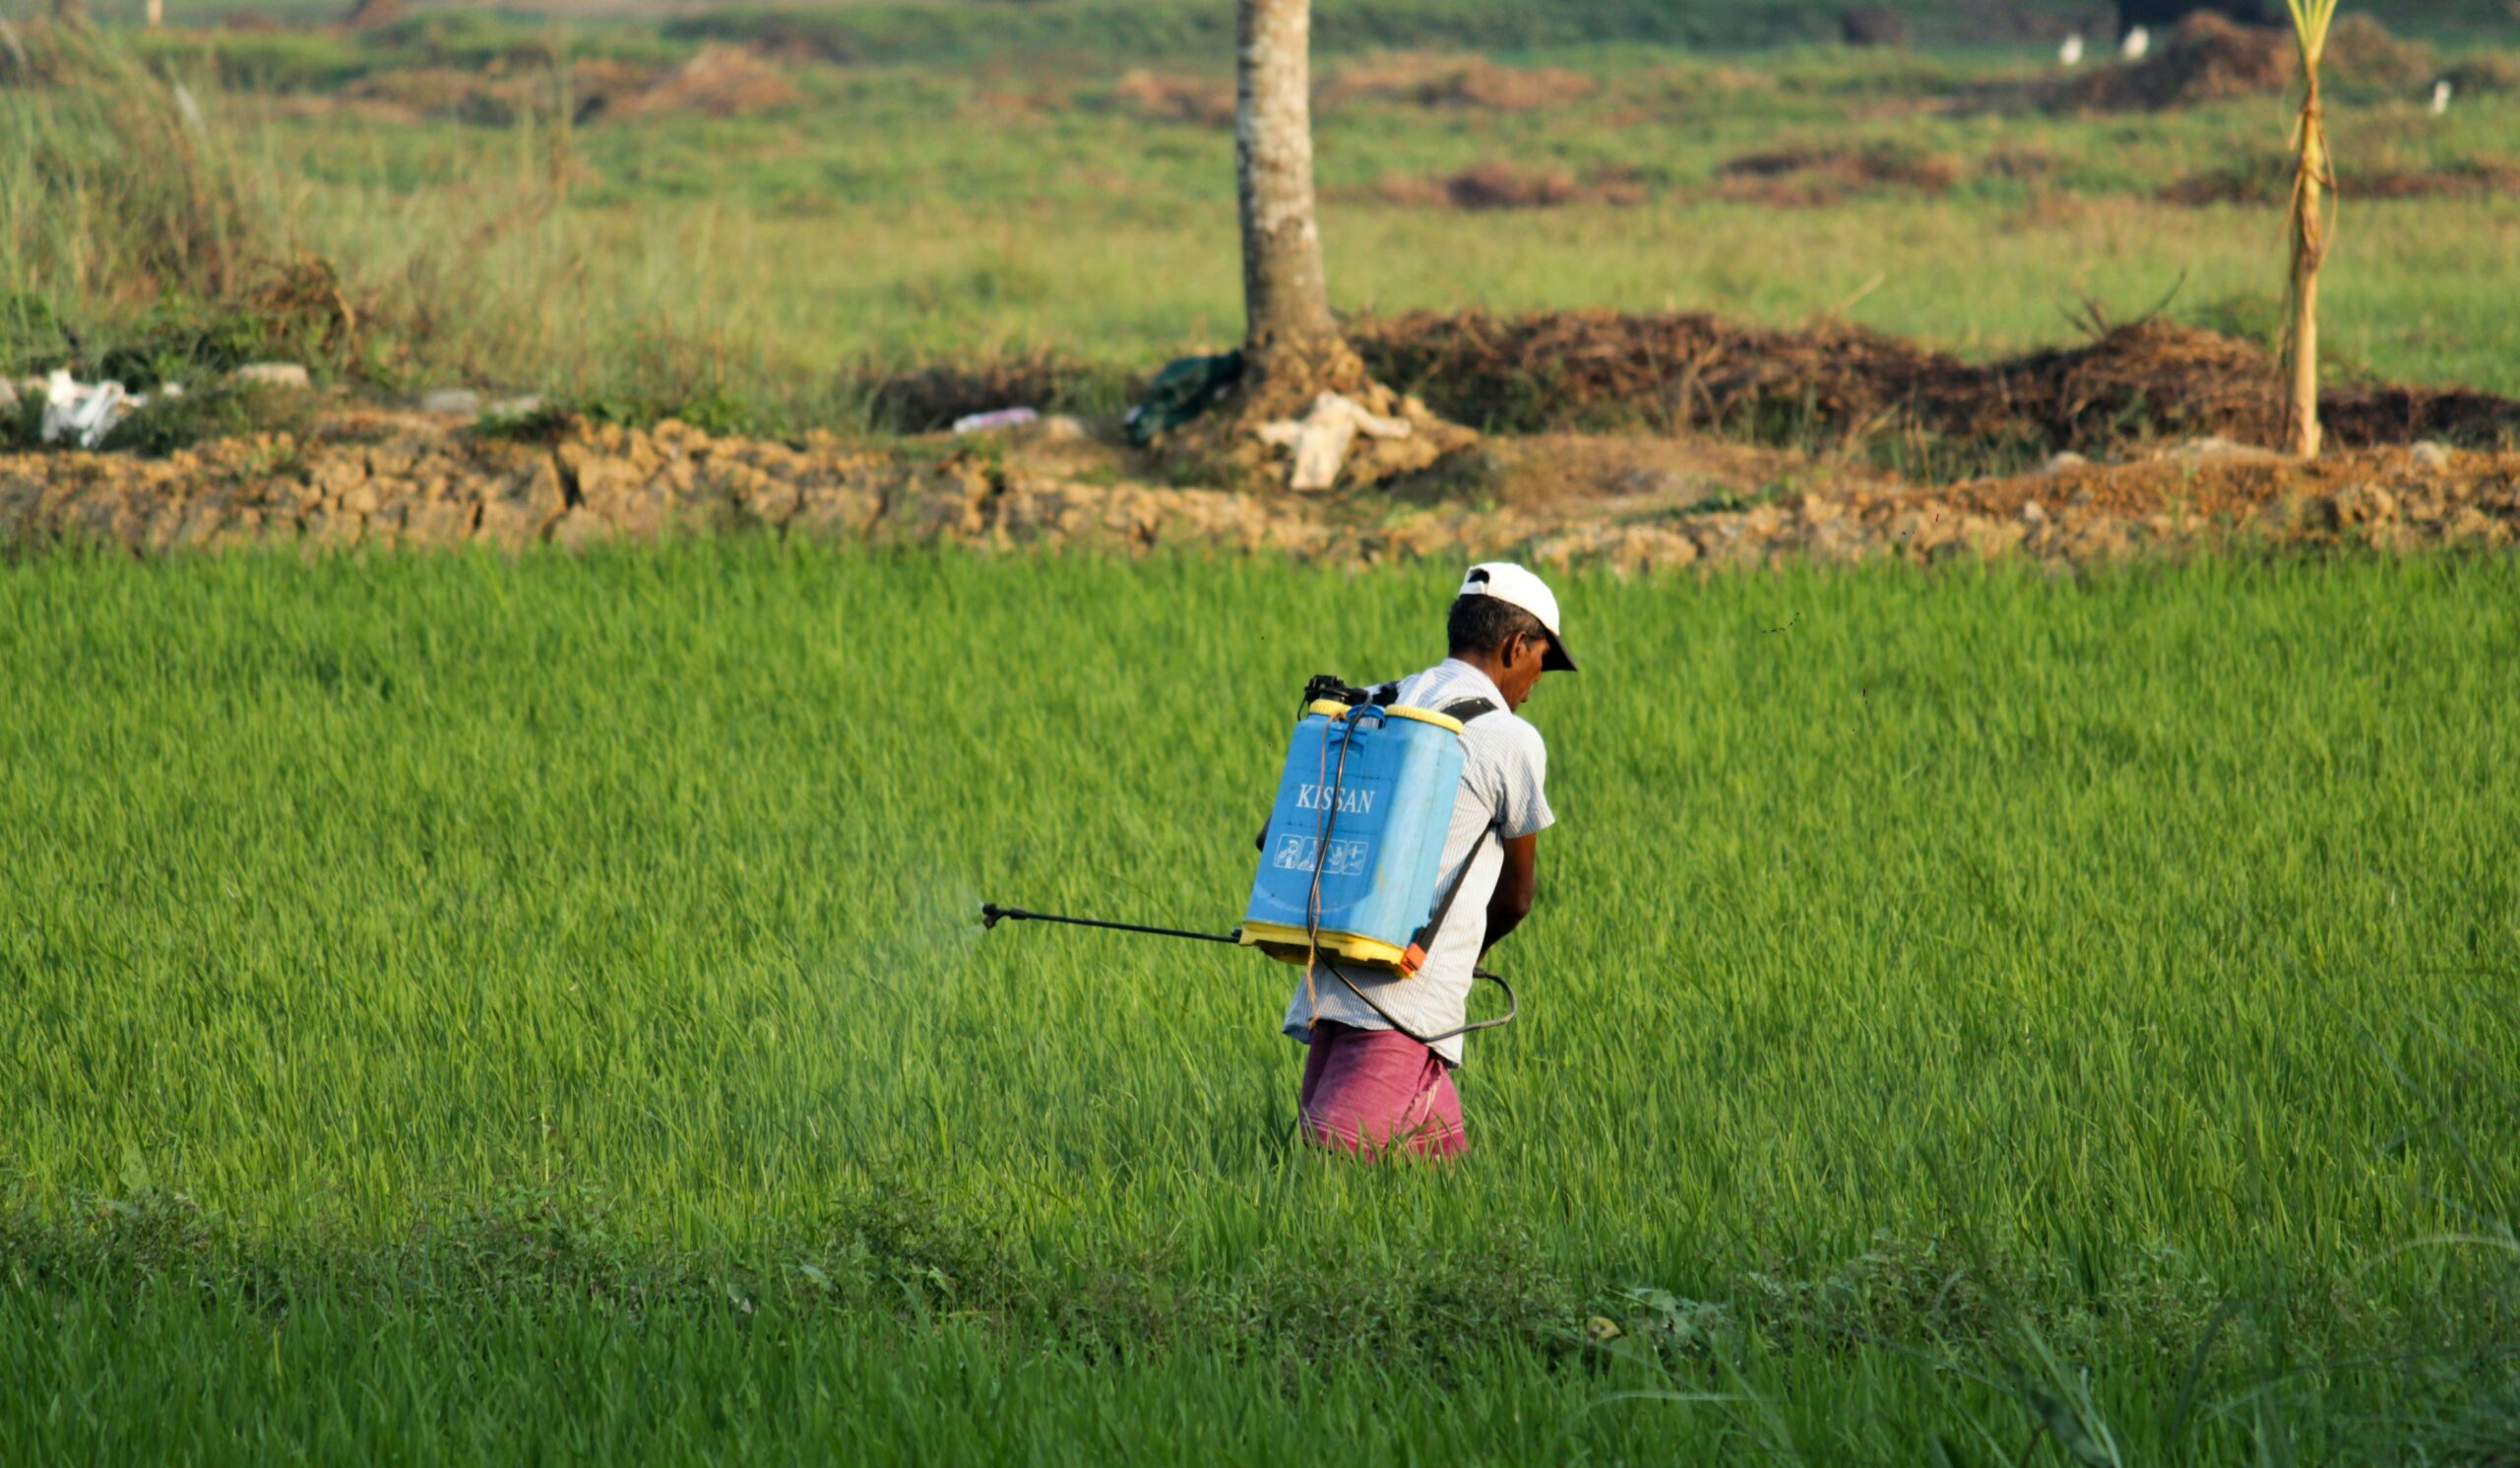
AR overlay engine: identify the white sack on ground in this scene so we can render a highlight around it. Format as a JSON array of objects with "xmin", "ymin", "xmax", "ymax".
[
  {"xmin": 41, "ymin": 371, "xmax": 148, "ymax": 450},
  {"xmin": 1255, "ymin": 392, "xmax": 1413, "ymax": 492}
]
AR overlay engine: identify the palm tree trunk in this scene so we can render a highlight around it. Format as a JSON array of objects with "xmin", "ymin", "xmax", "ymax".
[
  {"xmin": 1235, "ymin": 0, "xmax": 1352, "ymax": 397},
  {"xmin": 2282, "ymin": 5, "xmax": 2336, "ymax": 459},
  {"xmin": 2283, "ymin": 73, "xmax": 2326, "ymax": 458}
]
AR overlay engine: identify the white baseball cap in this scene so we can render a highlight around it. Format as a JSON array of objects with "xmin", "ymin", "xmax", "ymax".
[{"xmin": 1459, "ymin": 562, "xmax": 1577, "ymax": 671}]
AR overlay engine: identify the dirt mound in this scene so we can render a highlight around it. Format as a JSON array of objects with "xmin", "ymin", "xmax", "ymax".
[
  {"xmin": 599, "ymin": 46, "xmax": 795, "ymax": 122},
  {"xmin": 1369, "ymin": 160, "xmax": 1646, "ymax": 211},
  {"xmin": 2324, "ymin": 15, "xmax": 2439, "ymax": 87},
  {"xmin": 1350, "ymin": 310, "xmax": 2520, "ymax": 456},
  {"xmin": 2066, "ymin": 13, "xmax": 2434, "ymax": 112},
  {"xmin": 2446, "ymin": 52, "xmax": 2520, "ymax": 93},
  {"xmin": 1321, "ymin": 51, "xmax": 1595, "ymax": 111},
  {"xmin": 1107, "ymin": 69, "xmax": 1235, "ymax": 127},
  {"xmin": 2165, "ymin": 156, "xmax": 2520, "ymax": 206},
  {"xmin": 342, "ymin": 66, "xmax": 533, "ymax": 125},
  {"xmin": 1716, "ymin": 145, "xmax": 1962, "ymax": 205},
  {"xmin": 1839, "ymin": 8, "xmax": 1910, "ymax": 48}
]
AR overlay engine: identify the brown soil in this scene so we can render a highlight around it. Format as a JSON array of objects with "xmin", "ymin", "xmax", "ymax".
[
  {"xmin": 849, "ymin": 311, "xmax": 2520, "ymax": 459},
  {"xmin": 2446, "ymin": 53, "xmax": 2520, "ymax": 93},
  {"xmin": 339, "ymin": 49, "xmax": 790, "ymax": 127},
  {"xmin": 1715, "ymin": 145, "xmax": 1962, "ymax": 205},
  {"xmin": 1348, "ymin": 310, "xmax": 2520, "ymax": 454},
  {"xmin": 1107, "ymin": 69, "xmax": 1235, "ymax": 127},
  {"xmin": 342, "ymin": 66, "xmax": 532, "ymax": 125},
  {"xmin": 1321, "ymin": 51, "xmax": 1596, "ymax": 111},
  {"xmin": 598, "ymin": 46, "xmax": 796, "ymax": 122},
  {"xmin": 1367, "ymin": 160, "xmax": 1648, "ymax": 211},
  {"xmin": 2163, "ymin": 156, "xmax": 2520, "ymax": 206},
  {"xmin": 2064, "ymin": 14, "xmax": 2435, "ymax": 112}
]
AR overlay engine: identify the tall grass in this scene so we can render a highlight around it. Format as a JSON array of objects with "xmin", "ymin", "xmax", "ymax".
[
  {"xmin": 0, "ymin": 29, "xmax": 790, "ymax": 410},
  {"xmin": 0, "ymin": 28, "xmax": 276, "ymax": 329},
  {"xmin": 2, "ymin": 547, "xmax": 2516, "ymax": 1461},
  {"xmin": 12, "ymin": 28, "xmax": 2520, "ymax": 420}
]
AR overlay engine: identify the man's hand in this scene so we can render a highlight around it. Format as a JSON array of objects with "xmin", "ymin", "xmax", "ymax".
[{"xmin": 1481, "ymin": 832, "xmax": 1539, "ymax": 957}]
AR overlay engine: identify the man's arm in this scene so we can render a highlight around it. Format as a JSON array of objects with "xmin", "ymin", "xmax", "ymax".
[{"xmin": 1480, "ymin": 832, "xmax": 1539, "ymax": 957}]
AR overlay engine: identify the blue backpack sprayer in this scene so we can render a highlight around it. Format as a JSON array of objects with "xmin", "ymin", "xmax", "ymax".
[{"xmin": 980, "ymin": 674, "xmax": 1518, "ymax": 1045}]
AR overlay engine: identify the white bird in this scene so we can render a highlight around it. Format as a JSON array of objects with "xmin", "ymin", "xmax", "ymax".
[
  {"xmin": 2431, "ymin": 79, "xmax": 2453, "ymax": 115},
  {"xmin": 2121, "ymin": 26, "xmax": 2151, "ymax": 61},
  {"xmin": 2060, "ymin": 32, "xmax": 2085, "ymax": 67}
]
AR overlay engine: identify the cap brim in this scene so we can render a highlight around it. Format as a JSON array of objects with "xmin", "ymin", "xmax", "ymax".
[{"xmin": 1543, "ymin": 634, "xmax": 1577, "ymax": 672}]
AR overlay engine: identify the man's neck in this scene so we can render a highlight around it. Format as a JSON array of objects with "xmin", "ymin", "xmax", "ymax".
[{"xmin": 1446, "ymin": 652, "xmax": 1510, "ymax": 690}]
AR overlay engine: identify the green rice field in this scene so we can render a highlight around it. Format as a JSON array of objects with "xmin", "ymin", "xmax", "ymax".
[{"xmin": 5, "ymin": 546, "xmax": 2518, "ymax": 1463}]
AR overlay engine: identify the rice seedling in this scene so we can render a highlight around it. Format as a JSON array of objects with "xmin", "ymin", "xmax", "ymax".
[{"xmin": 2, "ymin": 545, "xmax": 2515, "ymax": 1462}]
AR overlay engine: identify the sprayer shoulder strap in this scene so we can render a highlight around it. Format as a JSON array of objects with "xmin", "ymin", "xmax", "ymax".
[{"xmin": 1406, "ymin": 696, "xmax": 1502, "ymax": 954}]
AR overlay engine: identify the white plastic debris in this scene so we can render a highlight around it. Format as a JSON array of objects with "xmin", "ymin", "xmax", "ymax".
[
  {"xmin": 2120, "ymin": 26, "xmax": 2150, "ymax": 61},
  {"xmin": 951, "ymin": 406, "xmax": 1040, "ymax": 434},
  {"xmin": 2059, "ymin": 32, "xmax": 2083, "ymax": 67},
  {"xmin": 40, "ymin": 371, "xmax": 150, "ymax": 450},
  {"xmin": 2431, "ymin": 80, "xmax": 2452, "ymax": 116},
  {"xmin": 229, "ymin": 362, "xmax": 311, "ymax": 390},
  {"xmin": 1254, "ymin": 392, "xmax": 1413, "ymax": 492}
]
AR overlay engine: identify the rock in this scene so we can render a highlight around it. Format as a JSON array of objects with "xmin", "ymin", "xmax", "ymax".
[
  {"xmin": 420, "ymin": 389, "xmax": 483, "ymax": 415},
  {"xmin": 885, "ymin": 460, "xmax": 994, "ymax": 543},
  {"xmin": 2043, "ymin": 452, "xmax": 2089, "ymax": 475},
  {"xmin": 483, "ymin": 396, "xmax": 543, "ymax": 420},
  {"xmin": 548, "ymin": 506, "xmax": 614, "ymax": 553},
  {"xmin": 2443, "ymin": 507, "xmax": 2501, "ymax": 545},
  {"xmin": 0, "ymin": 377, "xmax": 16, "ymax": 415},
  {"xmin": 1960, "ymin": 515, "xmax": 2025, "ymax": 559},
  {"xmin": 310, "ymin": 453, "xmax": 367, "ymax": 502},
  {"xmin": 403, "ymin": 497, "xmax": 475, "ymax": 549},
  {"xmin": 2411, "ymin": 440, "xmax": 2452, "ymax": 473},
  {"xmin": 2019, "ymin": 501, "xmax": 2048, "ymax": 525},
  {"xmin": 2065, "ymin": 518, "xmax": 2132, "ymax": 562},
  {"xmin": 1802, "ymin": 516, "xmax": 1875, "ymax": 563},
  {"xmin": 229, "ymin": 363, "xmax": 312, "ymax": 391},
  {"xmin": 302, "ymin": 509, "xmax": 361, "ymax": 551},
  {"xmin": 2333, "ymin": 482, "xmax": 2397, "ymax": 526},
  {"xmin": 1030, "ymin": 414, "xmax": 1091, "ymax": 444},
  {"xmin": 1606, "ymin": 524, "xmax": 1700, "ymax": 575}
]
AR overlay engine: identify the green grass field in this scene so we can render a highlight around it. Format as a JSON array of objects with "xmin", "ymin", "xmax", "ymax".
[
  {"xmin": 6, "ymin": 546, "xmax": 2518, "ymax": 1462},
  {"xmin": 10, "ymin": 17, "xmax": 2520, "ymax": 430}
]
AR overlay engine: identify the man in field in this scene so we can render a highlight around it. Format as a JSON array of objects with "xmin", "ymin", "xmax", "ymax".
[{"xmin": 1282, "ymin": 562, "xmax": 1571, "ymax": 1160}]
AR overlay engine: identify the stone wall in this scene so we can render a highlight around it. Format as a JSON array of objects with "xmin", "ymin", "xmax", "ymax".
[{"xmin": 4, "ymin": 417, "xmax": 2516, "ymax": 572}]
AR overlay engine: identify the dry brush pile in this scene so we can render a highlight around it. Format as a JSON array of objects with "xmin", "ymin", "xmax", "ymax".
[{"xmin": 1349, "ymin": 312, "xmax": 2520, "ymax": 452}]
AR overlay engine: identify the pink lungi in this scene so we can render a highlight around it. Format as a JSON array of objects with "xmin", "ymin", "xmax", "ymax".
[{"xmin": 1297, "ymin": 1021, "xmax": 1467, "ymax": 1160}]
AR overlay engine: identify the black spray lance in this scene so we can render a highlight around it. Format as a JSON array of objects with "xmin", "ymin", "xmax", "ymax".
[{"xmin": 979, "ymin": 676, "xmax": 1519, "ymax": 1047}]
